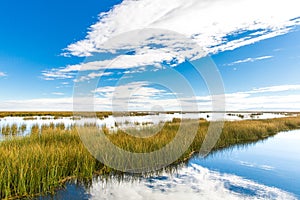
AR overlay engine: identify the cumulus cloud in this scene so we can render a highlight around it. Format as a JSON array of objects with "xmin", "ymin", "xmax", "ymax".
[{"xmin": 225, "ymin": 56, "xmax": 273, "ymax": 66}]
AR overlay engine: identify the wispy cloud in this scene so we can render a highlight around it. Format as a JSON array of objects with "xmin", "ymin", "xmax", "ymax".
[
  {"xmin": 225, "ymin": 56, "xmax": 273, "ymax": 66},
  {"xmin": 52, "ymin": 92, "xmax": 65, "ymax": 96},
  {"xmin": 0, "ymin": 72, "xmax": 7, "ymax": 77},
  {"xmin": 42, "ymin": 50, "xmax": 176, "ymax": 80},
  {"xmin": 42, "ymin": 0, "xmax": 300, "ymax": 80},
  {"xmin": 249, "ymin": 84, "xmax": 300, "ymax": 93},
  {"xmin": 0, "ymin": 98, "xmax": 74, "ymax": 111},
  {"xmin": 223, "ymin": 85, "xmax": 300, "ymax": 110},
  {"xmin": 74, "ymin": 71, "xmax": 113, "ymax": 82},
  {"xmin": 65, "ymin": 0, "xmax": 300, "ymax": 59},
  {"xmin": 239, "ymin": 161, "xmax": 275, "ymax": 171},
  {"xmin": 41, "ymin": 69, "xmax": 75, "ymax": 80},
  {"xmin": 92, "ymin": 81, "xmax": 178, "ymax": 111}
]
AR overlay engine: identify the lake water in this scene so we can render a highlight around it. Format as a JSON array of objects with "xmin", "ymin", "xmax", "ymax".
[
  {"xmin": 41, "ymin": 130, "xmax": 300, "ymax": 200},
  {"xmin": 0, "ymin": 112, "xmax": 292, "ymax": 137}
]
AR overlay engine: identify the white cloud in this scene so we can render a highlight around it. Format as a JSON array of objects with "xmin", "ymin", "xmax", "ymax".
[
  {"xmin": 43, "ymin": 0, "xmax": 300, "ymax": 81},
  {"xmin": 224, "ymin": 94, "xmax": 300, "ymax": 111},
  {"xmin": 65, "ymin": 0, "xmax": 300, "ymax": 60},
  {"xmin": 52, "ymin": 92, "xmax": 65, "ymax": 96},
  {"xmin": 0, "ymin": 72, "xmax": 7, "ymax": 77},
  {"xmin": 249, "ymin": 84, "xmax": 300, "ymax": 93},
  {"xmin": 239, "ymin": 161, "xmax": 275, "ymax": 171},
  {"xmin": 41, "ymin": 69, "xmax": 75, "ymax": 80},
  {"xmin": 2, "ymin": 84, "xmax": 300, "ymax": 111},
  {"xmin": 185, "ymin": 84, "xmax": 300, "ymax": 111},
  {"xmin": 225, "ymin": 56, "xmax": 273, "ymax": 66},
  {"xmin": 43, "ymin": 48, "xmax": 180, "ymax": 80},
  {"xmin": 93, "ymin": 81, "xmax": 180, "ymax": 111},
  {"xmin": 0, "ymin": 98, "xmax": 73, "ymax": 111},
  {"xmin": 42, "ymin": 62, "xmax": 115, "ymax": 81},
  {"xmin": 74, "ymin": 71, "xmax": 113, "ymax": 82},
  {"xmin": 223, "ymin": 85, "xmax": 300, "ymax": 110},
  {"xmin": 90, "ymin": 164, "xmax": 296, "ymax": 200},
  {"xmin": 91, "ymin": 83, "xmax": 300, "ymax": 111}
]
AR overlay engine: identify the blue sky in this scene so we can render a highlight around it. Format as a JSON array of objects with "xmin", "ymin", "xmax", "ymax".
[
  {"xmin": 0, "ymin": 0, "xmax": 300, "ymax": 111},
  {"xmin": 0, "ymin": 0, "xmax": 121, "ymax": 100}
]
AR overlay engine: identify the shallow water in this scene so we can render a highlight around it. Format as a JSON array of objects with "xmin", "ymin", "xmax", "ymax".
[
  {"xmin": 0, "ymin": 112, "xmax": 290, "ymax": 137},
  {"xmin": 191, "ymin": 130, "xmax": 300, "ymax": 198},
  {"xmin": 40, "ymin": 130, "xmax": 300, "ymax": 200}
]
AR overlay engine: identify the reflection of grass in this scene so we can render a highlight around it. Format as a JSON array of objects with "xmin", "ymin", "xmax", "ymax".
[
  {"xmin": 1, "ymin": 124, "xmax": 20, "ymax": 136},
  {"xmin": 0, "ymin": 116, "xmax": 300, "ymax": 199},
  {"xmin": 1, "ymin": 124, "xmax": 11, "ymax": 135},
  {"xmin": 20, "ymin": 124, "xmax": 27, "ymax": 133}
]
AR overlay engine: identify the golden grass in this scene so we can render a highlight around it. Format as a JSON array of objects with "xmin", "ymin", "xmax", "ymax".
[
  {"xmin": 0, "ymin": 127, "xmax": 103, "ymax": 199},
  {"xmin": 0, "ymin": 112, "xmax": 113, "ymax": 119}
]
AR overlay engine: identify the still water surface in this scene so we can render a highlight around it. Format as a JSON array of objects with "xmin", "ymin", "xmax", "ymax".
[{"xmin": 0, "ymin": 112, "xmax": 290, "ymax": 136}]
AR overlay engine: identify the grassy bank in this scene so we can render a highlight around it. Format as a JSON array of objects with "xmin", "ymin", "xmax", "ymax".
[
  {"xmin": 0, "ymin": 112, "xmax": 112, "ymax": 119},
  {"xmin": 0, "ymin": 116, "xmax": 300, "ymax": 199}
]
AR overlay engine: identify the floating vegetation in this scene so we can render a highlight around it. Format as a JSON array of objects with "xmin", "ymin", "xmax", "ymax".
[
  {"xmin": 41, "ymin": 116, "xmax": 51, "ymax": 120},
  {"xmin": 142, "ymin": 121, "xmax": 154, "ymax": 126},
  {"xmin": 23, "ymin": 117, "xmax": 38, "ymax": 120},
  {"xmin": 0, "ymin": 123, "xmax": 25, "ymax": 136},
  {"xmin": 250, "ymin": 112, "xmax": 263, "ymax": 118},
  {"xmin": 70, "ymin": 116, "xmax": 81, "ymax": 120}
]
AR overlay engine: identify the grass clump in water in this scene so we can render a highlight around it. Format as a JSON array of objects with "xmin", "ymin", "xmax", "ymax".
[{"xmin": 0, "ymin": 127, "xmax": 103, "ymax": 199}]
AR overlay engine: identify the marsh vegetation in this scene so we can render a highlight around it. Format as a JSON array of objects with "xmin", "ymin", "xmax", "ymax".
[{"xmin": 0, "ymin": 116, "xmax": 300, "ymax": 199}]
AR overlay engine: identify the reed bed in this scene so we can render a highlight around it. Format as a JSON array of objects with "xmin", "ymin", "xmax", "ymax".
[
  {"xmin": 0, "ymin": 126, "xmax": 103, "ymax": 199},
  {"xmin": 0, "ymin": 116, "xmax": 300, "ymax": 199},
  {"xmin": 0, "ymin": 124, "xmax": 26, "ymax": 136}
]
